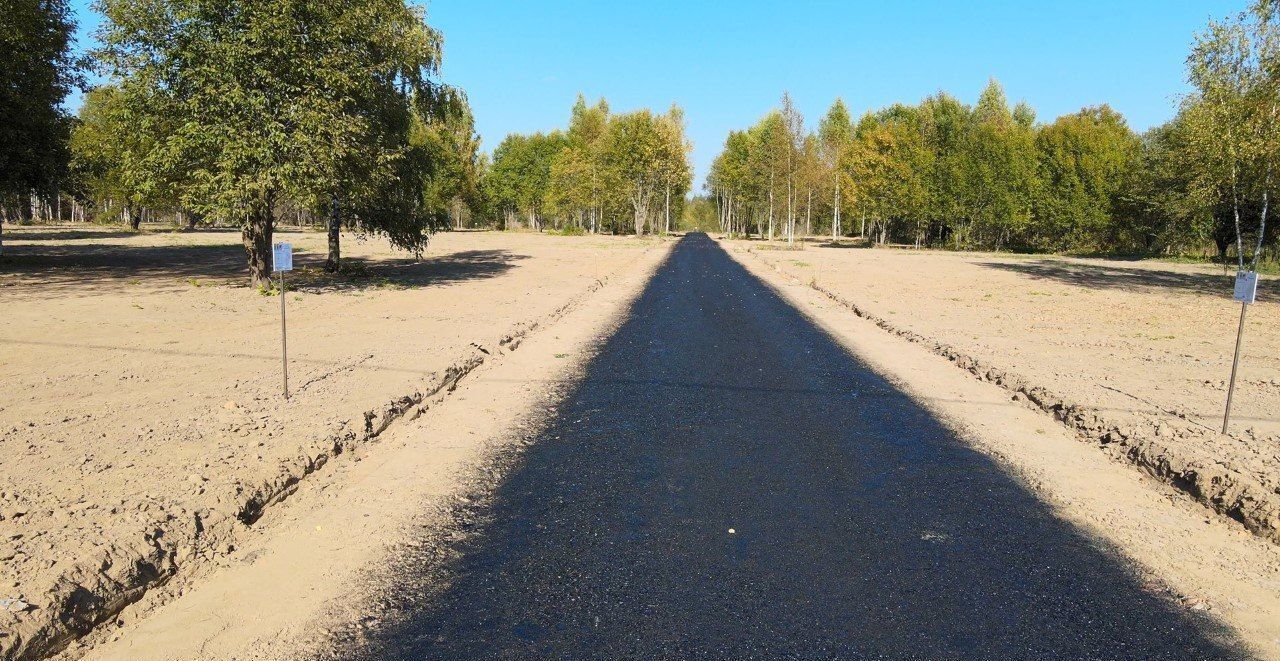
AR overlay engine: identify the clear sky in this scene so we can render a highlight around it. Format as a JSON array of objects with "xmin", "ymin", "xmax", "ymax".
[{"xmin": 69, "ymin": 0, "xmax": 1243, "ymax": 190}]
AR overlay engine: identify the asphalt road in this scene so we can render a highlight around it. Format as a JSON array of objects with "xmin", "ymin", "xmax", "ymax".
[{"xmin": 366, "ymin": 233, "xmax": 1240, "ymax": 659}]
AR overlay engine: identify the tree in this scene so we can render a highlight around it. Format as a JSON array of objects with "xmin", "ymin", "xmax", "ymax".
[
  {"xmin": 1184, "ymin": 1, "xmax": 1280, "ymax": 269},
  {"xmin": 418, "ymin": 98, "xmax": 483, "ymax": 232},
  {"xmin": 681, "ymin": 195, "xmax": 719, "ymax": 232},
  {"xmin": 68, "ymin": 85, "xmax": 175, "ymax": 229},
  {"xmin": 547, "ymin": 95, "xmax": 609, "ymax": 232},
  {"xmin": 848, "ymin": 108, "xmax": 928, "ymax": 245},
  {"xmin": 818, "ymin": 99, "xmax": 853, "ymax": 240},
  {"xmin": 1, "ymin": 0, "xmax": 80, "ymax": 254},
  {"xmin": 97, "ymin": 0, "xmax": 449, "ymax": 286},
  {"xmin": 601, "ymin": 110, "xmax": 668, "ymax": 235},
  {"xmin": 1033, "ymin": 106, "xmax": 1142, "ymax": 251},
  {"xmin": 779, "ymin": 92, "xmax": 805, "ymax": 245},
  {"xmin": 707, "ymin": 130, "xmax": 756, "ymax": 236},
  {"xmin": 962, "ymin": 79, "xmax": 1037, "ymax": 250},
  {"xmin": 485, "ymin": 131, "xmax": 567, "ymax": 230},
  {"xmin": 655, "ymin": 104, "xmax": 694, "ymax": 234},
  {"xmin": 916, "ymin": 92, "xmax": 972, "ymax": 247}
]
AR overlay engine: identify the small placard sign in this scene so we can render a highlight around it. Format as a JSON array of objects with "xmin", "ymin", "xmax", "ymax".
[
  {"xmin": 1234, "ymin": 270, "xmax": 1258, "ymax": 304},
  {"xmin": 272, "ymin": 242, "xmax": 293, "ymax": 272}
]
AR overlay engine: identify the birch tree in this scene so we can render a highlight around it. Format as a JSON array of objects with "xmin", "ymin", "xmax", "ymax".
[
  {"xmin": 1186, "ymin": 2, "xmax": 1280, "ymax": 270},
  {"xmin": 818, "ymin": 99, "xmax": 853, "ymax": 240}
]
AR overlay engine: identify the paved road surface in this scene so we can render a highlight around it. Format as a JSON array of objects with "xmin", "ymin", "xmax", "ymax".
[{"xmin": 364, "ymin": 234, "xmax": 1240, "ymax": 659}]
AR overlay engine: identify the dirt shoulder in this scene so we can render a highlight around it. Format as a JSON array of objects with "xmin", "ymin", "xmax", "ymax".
[
  {"xmin": 727, "ymin": 239, "xmax": 1280, "ymax": 545},
  {"xmin": 728, "ymin": 244, "xmax": 1280, "ymax": 659},
  {"xmin": 0, "ymin": 226, "xmax": 667, "ymax": 660}
]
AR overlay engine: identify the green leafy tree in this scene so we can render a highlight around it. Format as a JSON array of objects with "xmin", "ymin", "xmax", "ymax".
[
  {"xmin": 818, "ymin": 99, "xmax": 854, "ymax": 239},
  {"xmin": 655, "ymin": 104, "xmax": 694, "ymax": 234},
  {"xmin": 600, "ymin": 110, "xmax": 668, "ymax": 235},
  {"xmin": 706, "ymin": 129, "xmax": 756, "ymax": 236},
  {"xmin": 485, "ymin": 131, "xmax": 567, "ymax": 230},
  {"xmin": 1183, "ymin": 1, "xmax": 1280, "ymax": 268},
  {"xmin": 962, "ymin": 80, "xmax": 1037, "ymax": 250},
  {"xmin": 1, "ymin": 0, "xmax": 80, "ymax": 253},
  {"xmin": 97, "ymin": 0, "xmax": 449, "ymax": 286},
  {"xmin": 546, "ymin": 95, "xmax": 610, "ymax": 232},
  {"xmin": 69, "ymin": 85, "xmax": 183, "ymax": 229},
  {"xmin": 1033, "ymin": 106, "xmax": 1142, "ymax": 251}
]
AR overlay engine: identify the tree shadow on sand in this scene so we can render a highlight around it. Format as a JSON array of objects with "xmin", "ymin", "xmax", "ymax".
[
  {"xmin": 0, "ymin": 241, "xmax": 528, "ymax": 298},
  {"xmin": 6, "ymin": 228, "xmax": 147, "ymax": 242},
  {"xmin": 975, "ymin": 258, "xmax": 1273, "ymax": 301},
  {"xmin": 286, "ymin": 250, "xmax": 529, "ymax": 293}
]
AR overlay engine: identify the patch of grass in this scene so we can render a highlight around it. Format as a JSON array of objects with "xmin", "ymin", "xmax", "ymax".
[
  {"xmin": 1131, "ymin": 332, "xmax": 1177, "ymax": 340},
  {"xmin": 554, "ymin": 353, "xmax": 569, "ymax": 358},
  {"xmin": 187, "ymin": 278, "xmax": 202, "ymax": 287}
]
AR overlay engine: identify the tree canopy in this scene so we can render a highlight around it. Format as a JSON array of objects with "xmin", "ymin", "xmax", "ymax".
[
  {"xmin": 0, "ymin": 0, "xmax": 80, "ymax": 245},
  {"xmin": 94, "ymin": 0, "xmax": 455, "ymax": 285},
  {"xmin": 482, "ymin": 96, "xmax": 691, "ymax": 235}
]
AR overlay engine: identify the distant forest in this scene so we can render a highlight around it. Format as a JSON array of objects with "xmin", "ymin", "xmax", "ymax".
[{"xmin": 707, "ymin": 4, "xmax": 1280, "ymax": 269}]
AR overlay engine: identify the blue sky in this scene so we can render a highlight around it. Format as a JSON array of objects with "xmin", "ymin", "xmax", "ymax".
[{"xmin": 70, "ymin": 0, "xmax": 1242, "ymax": 189}]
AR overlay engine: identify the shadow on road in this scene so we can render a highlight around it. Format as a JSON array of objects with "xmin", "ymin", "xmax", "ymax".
[{"xmin": 353, "ymin": 234, "xmax": 1243, "ymax": 659}]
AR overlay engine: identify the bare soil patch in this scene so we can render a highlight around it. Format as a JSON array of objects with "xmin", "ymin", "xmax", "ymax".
[
  {"xmin": 730, "ymin": 239, "xmax": 1280, "ymax": 543},
  {"xmin": 0, "ymin": 225, "xmax": 664, "ymax": 659}
]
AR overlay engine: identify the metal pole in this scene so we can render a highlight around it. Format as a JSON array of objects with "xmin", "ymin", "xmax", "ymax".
[
  {"xmin": 281, "ymin": 267, "xmax": 289, "ymax": 399},
  {"xmin": 1222, "ymin": 301, "xmax": 1248, "ymax": 434}
]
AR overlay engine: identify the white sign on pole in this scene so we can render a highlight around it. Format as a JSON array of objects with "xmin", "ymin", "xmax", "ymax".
[
  {"xmin": 1233, "ymin": 270, "xmax": 1258, "ymax": 304},
  {"xmin": 272, "ymin": 242, "xmax": 293, "ymax": 272}
]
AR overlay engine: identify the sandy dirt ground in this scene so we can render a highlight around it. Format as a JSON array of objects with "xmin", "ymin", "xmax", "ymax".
[
  {"xmin": 729, "ymin": 251, "xmax": 1280, "ymax": 659},
  {"xmin": 0, "ymin": 225, "xmax": 667, "ymax": 659},
  {"xmin": 73, "ymin": 234, "xmax": 666, "ymax": 660},
  {"xmin": 730, "ymin": 240, "xmax": 1280, "ymax": 543}
]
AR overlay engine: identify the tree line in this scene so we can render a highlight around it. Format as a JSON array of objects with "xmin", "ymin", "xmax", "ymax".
[
  {"xmin": 708, "ymin": 3, "xmax": 1280, "ymax": 269},
  {"xmin": 481, "ymin": 95, "xmax": 693, "ymax": 236},
  {"xmin": 2, "ymin": 0, "xmax": 693, "ymax": 286}
]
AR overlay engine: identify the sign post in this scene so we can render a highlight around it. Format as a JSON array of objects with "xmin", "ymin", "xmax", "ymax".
[
  {"xmin": 273, "ymin": 242, "xmax": 293, "ymax": 400},
  {"xmin": 1223, "ymin": 270, "xmax": 1259, "ymax": 434}
]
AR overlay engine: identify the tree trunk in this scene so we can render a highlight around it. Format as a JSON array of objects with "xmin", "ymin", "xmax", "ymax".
[
  {"xmin": 664, "ymin": 185, "xmax": 671, "ymax": 234},
  {"xmin": 805, "ymin": 189, "xmax": 812, "ymax": 237},
  {"xmin": 127, "ymin": 206, "xmax": 141, "ymax": 231},
  {"xmin": 833, "ymin": 185, "xmax": 840, "ymax": 241},
  {"xmin": 243, "ymin": 204, "xmax": 274, "ymax": 288},
  {"xmin": 768, "ymin": 183, "xmax": 775, "ymax": 241},
  {"xmin": 325, "ymin": 195, "xmax": 341, "ymax": 273}
]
